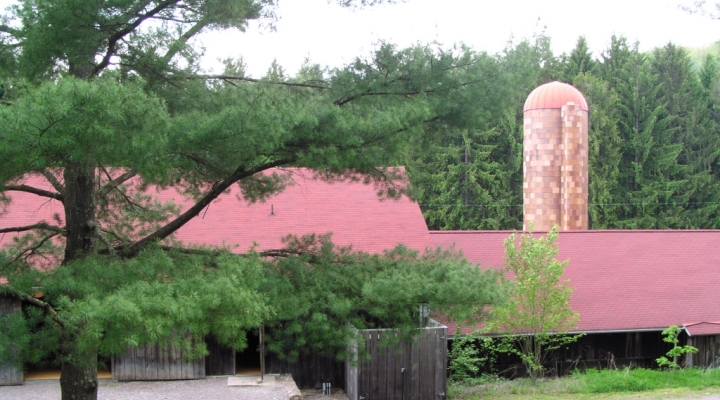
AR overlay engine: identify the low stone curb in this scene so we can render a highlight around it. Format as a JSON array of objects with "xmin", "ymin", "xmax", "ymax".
[{"xmin": 276, "ymin": 375, "xmax": 303, "ymax": 400}]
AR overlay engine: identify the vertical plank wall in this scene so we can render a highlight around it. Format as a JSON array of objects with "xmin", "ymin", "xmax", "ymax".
[
  {"xmin": 0, "ymin": 297, "xmax": 23, "ymax": 385},
  {"xmin": 688, "ymin": 335, "xmax": 720, "ymax": 367},
  {"xmin": 204, "ymin": 335, "xmax": 235, "ymax": 376},
  {"xmin": 112, "ymin": 337, "xmax": 205, "ymax": 381},
  {"xmin": 265, "ymin": 352, "xmax": 345, "ymax": 389},
  {"xmin": 347, "ymin": 322, "xmax": 447, "ymax": 400}
]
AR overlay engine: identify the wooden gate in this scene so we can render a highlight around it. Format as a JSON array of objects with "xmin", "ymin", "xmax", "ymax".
[{"xmin": 346, "ymin": 321, "xmax": 447, "ymax": 400}]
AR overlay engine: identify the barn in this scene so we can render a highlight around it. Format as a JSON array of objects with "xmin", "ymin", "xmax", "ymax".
[{"xmin": 2, "ymin": 81, "xmax": 720, "ymax": 390}]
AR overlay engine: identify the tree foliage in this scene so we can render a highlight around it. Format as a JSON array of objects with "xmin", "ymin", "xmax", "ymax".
[
  {"xmin": 656, "ymin": 325, "xmax": 698, "ymax": 370},
  {"xmin": 488, "ymin": 227, "xmax": 581, "ymax": 380},
  {"xmin": 261, "ymin": 234, "xmax": 502, "ymax": 363},
  {"xmin": 0, "ymin": 1, "xmax": 505, "ymax": 399}
]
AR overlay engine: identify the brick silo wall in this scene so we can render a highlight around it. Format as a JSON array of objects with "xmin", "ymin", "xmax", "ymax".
[
  {"xmin": 560, "ymin": 104, "xmax": 589, "ymax": 230},
  {"xmin": 523, "ymin": 103, "xmax": 588, "ymax": 231},
  {"xmin": 523, "ymin": 108, "xmax": 562, "ymax": 232}
]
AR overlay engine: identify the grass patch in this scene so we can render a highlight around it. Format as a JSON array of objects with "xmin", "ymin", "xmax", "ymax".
[{"xmin": 449, "ymin": 368, "xmax": 720, "ymax": 399}]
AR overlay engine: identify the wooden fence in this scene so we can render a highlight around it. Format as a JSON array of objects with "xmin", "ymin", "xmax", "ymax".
[
  {"xmin": 0, "ymin": 297, "xmax": 23, "ymax": 386},
  {"xmin": 112, "ymin": 337, "xmax": 205, "ymax": 381},
  {"xmin": 346, "ymin": 321, "xmax": 447, "ymax": 400}
]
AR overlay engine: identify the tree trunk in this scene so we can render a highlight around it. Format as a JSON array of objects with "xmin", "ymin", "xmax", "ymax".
[
  {"xmin": 60, "ymin": 346, "xmax": 98, "ymax": 400},
  {"xmin": 63, "ymin": 163, "xmax": 96, "ymax": 263},
  {"xmin": 61, "ymin": 163, "xmax": 98, "ymax": 400}
]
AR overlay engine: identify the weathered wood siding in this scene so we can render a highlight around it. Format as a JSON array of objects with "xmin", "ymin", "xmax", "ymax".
[
  {"xmin": 688, "ymin": 335, "xmax": 720, "ymax": 368},
  {"xmin": 112, "ymin": 337, "xmax": 205, "ymax": 381},
  {"xmin": 0, "ymin": 297, "xmax": 23, "ymax": 386},
  {"xmin": 204, "ymin": 335, "xmax": 235, "ymax": 376},
  {"xmin": 265, "ymin": 352, "xmax": 344, "ymax": 389},
  {"xmin": 347, "ymin": 323, "xmax": 448, "ymax": 400}
]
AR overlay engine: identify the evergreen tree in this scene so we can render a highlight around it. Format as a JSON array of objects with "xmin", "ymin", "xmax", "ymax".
[
  {"xmin": 572, "ymin": 73, "xmax": 623, "ymax": 228},
  {"xmin": 600, "ymin": 36, "xmax": 685, "ymax": 228},
  {"xmin": 564, "ymin": 36, "xmax": 597, "ymax": 80},
  {"xmin": 0, "ymin": 1, "xmax": 503, "ymax": 399},
  {"xmin": 651, "ymin": 44, "xmax": 720, "ymax": 227}
]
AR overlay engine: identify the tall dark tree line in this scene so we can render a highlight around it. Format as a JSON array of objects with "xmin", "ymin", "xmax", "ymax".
[{"xmin": 406, "ymin": 35, "xmax": 720, "ymax": 230}]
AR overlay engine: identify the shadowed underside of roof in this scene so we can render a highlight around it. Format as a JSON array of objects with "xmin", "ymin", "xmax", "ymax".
[{"xmin": 431, "ymin": 230, "xmax": 720, "ymax": 335}]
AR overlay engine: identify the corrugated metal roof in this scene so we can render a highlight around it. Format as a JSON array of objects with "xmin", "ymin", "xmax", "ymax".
[{"xmin": 523, "ymin": 81, "xmax": 589, "ymax": 111}]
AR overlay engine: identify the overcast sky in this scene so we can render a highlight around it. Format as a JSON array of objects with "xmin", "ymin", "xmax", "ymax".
[
  {"xmin": 1, "ymin": 0, "xmax": 718, "ymax": 77},
  {"xmin": 199, "ymin": 0, "xmax": 720, "ymax": 77}
]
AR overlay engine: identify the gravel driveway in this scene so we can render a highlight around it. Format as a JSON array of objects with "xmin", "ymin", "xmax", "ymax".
[{"xmin": 0, "ymin": 377, "xmax": 290, "ymax": 400}]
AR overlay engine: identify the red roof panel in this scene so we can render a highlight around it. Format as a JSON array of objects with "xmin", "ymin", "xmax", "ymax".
[
  {"xmin": 684, "ymin": 322, "xmax": 720, "ymax": 336},
  {"xmin": 0, "ymin": 169, "xmax": 432, "ymax": 257},
  {"xmin": 431, "ymin": 230, "xmax": 720, "ymax": 335}
]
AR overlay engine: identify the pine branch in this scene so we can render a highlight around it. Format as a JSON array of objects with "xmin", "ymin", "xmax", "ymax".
[
  {"xmin": 0, "ymin": 223, "xmax": 66, "ymax": 235},
  {"xmin": 3, "ymin": 184, "xmax": 63, "ymax": 201},
  {"xmin": 0, "ymin": 284, "xmax": 65, "ymax": 329},
  {"xmin": 119, "ymin": 158, "xmax": 294, "ymax": 258},
  {"xmin": 92, "ymin": 0, "xmax": 182, "ymax": 76}
]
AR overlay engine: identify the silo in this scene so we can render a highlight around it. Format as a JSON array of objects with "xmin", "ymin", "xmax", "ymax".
[{"xmin": 523, "ymin": 81, "xmax": 589, "ymax": 231}]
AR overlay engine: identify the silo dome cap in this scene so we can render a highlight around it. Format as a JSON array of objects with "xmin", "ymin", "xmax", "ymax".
[{"xmin": 523, "ymin": 81, "xmax": 588, "ymax": 111}]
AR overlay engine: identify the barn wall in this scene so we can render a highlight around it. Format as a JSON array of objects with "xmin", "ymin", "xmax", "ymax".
[
  {"xmin": 112, "ymin": 337, "xmax": 205, "ymax": 381},
  {"xmin": 0, "ymin": 297, "xmax": 23, "ymax": 386},
  {"xmin": 265, "ymin": 352, "xmax": 344, "ymax": 389},
  {"xmin": 204, "ymin": 335, "xmax": 235, "ymax": 376},
  {"xmin": 688, "ymin": 335, "xmax": 720, "ymax": 368}
]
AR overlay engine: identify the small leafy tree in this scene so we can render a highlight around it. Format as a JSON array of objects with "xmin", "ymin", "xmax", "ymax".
[
  {"xmin": 488, "ymin": 226, "xmax": 581, "ymax": 381},
  {"xmin": 656, "ymin": 325, "xmax": 698, "ymax": 370}
]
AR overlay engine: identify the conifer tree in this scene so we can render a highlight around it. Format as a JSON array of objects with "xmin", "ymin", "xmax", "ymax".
[{"xmin": 0, "ymin": 1, "xmax": 503, "ymax": 399}]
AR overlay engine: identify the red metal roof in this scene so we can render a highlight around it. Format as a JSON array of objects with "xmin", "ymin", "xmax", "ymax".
[
  {"xmin": 431, "ymin": 230, "xmax": 720, "ymax": 335},
  {"xmin": 0, "ymin": 169, "xmax": 432, "ymax": 256},
  {"xmin": 684, "ymin": 322, "xmax": 720, "ymax": 336},
  {"xmin": 523, "ymin": 81, "xmax": 589, "ymax": 111}
]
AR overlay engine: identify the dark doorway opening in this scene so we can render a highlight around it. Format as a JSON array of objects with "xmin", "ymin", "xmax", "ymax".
[{"xmin": 235, "ymin": 330, "xmax": 261, "ymax": 375}]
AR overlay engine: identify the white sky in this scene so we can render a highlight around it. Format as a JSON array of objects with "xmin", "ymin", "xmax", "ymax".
[
  {"xmin": 1, "ymin": 0, "xmax": 718, "ymax": 77},
  {"xmin": 200, "ymin": 0, "xmax": 720, "ymax": 77}
]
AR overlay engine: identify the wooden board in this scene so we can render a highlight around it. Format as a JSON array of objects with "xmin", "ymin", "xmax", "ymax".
[{"xmin": 0, "ymin": 297, "xmax": 23, "ymax": 386}]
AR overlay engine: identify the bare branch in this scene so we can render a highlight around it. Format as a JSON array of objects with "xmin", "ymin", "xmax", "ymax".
[
  {"xmin": 333, "ymin": 78, "xmax": 484, "ymax": 106},
  {"xmin": 0, "ymin": 284, "xmax": 65, "ymax": 329},
  {"xmin": 0, "ymin": 223, "xmax": 65, "ymax": 235},
  {"xmin": 194, "ymin": 75, "xmax": 328, "ymax": 90},
  {"xmin": 41, "ymin": 169, "xmax": 65, "ymax": 195},
  {"xmin": 5, "ymin": 232, "xmax": 60, "ymax": 267},
  {"xmin": 3, "ymin": 184, "xmax": 63, "ymax": 201},
  {"xmin": 92, "ymin": 0, "xmax": 181, "ymax": 76},
  {"xmin": 101, "ymin": 227, "xmax": 128, "ymax": 244},
  {"xmin": 89, "ymin": 221, "xmax": 115, "ymax": 257},
  {"xmin": 160, "ymin": 20, "xmax": 210, "ymax": 64},
  {"xmin": 97, "ymin": 170, "xmax": 137, "ymax": 198}
]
